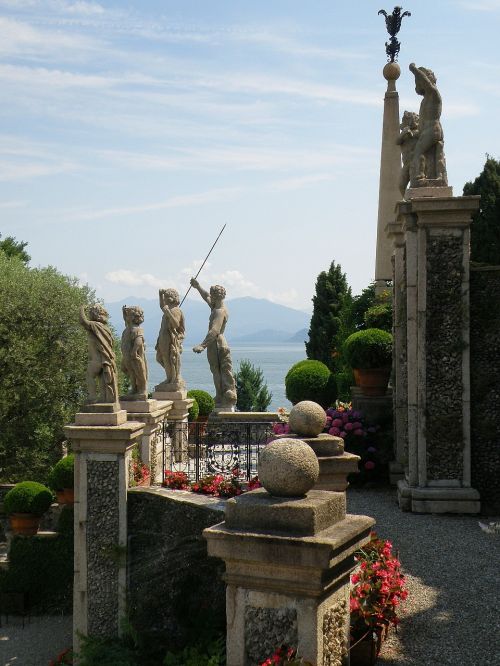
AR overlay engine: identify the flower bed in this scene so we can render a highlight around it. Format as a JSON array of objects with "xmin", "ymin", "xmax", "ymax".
[{"xmin": 163, "ymin": 468, "xmax": 261, "ymax": 498}]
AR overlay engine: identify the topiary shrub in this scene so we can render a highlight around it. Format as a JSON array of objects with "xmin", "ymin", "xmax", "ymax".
[
  {"xmin": 285, "ymin": 360, "xmax": 336, "ymax": 408},
  {"xmin": 48, "ymin": 454, "xmax": 75, "ymax": 491},
  {"xmin": 3, "ymin": 481, "xmax": 53, "ymax": 516},
  {"xmin": 187, "ymin": 390, "xmax": 214, "ymax": 417},
  {"xmin": 344, "ymin": 329, "xmax": 393, "ymax": 369},
  {"xmin": 188, "ymin": 398, "xmax": 199, "ymax": 422}
]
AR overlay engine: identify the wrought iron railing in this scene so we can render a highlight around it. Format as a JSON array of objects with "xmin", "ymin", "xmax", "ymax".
[{"xmin": 161, "ymin": 420, "xmax": 274, "ymax": 483}]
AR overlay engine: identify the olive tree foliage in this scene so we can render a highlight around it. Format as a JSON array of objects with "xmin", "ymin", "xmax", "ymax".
[
  {"xmin": 235, "ymin": 359, "xmax": 272, "ymax": 412},
  {"xmin": 0, "ymin": 234, "xmax": 30, "ymax": 264},
  {"xmin": 0, "ymin": 250, "xmax": 94, "ymax": 482},
  {"xmin": 305, "ymin": 261, "xmax": 353, "ymax": 373},
  {"xmin": 463, "ymin": 156, "xmax": 500, "ymax": 266}
]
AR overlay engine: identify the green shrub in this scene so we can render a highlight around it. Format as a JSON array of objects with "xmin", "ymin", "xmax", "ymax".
[
  {"xmin": 0, "ymin": 504, "xmax": 74, "ymax": 612},
  {"xmin": 285, "ymin": 360, "xmax": 336, "ymax": 408},
  {"xmin": 164, "ymin": 635, "xmax": 226, "ymax": 665},
  {"xmin": 3, "ymin": 481, "xmax": 53, "ymax": 516},
  {"xmin": 187, "ymin": 390, "xmax": 214, "ymax": 417},
  {"xmin": 364, "ymin": 302, "xmax": 392, "ymax": 332},
  {"xmin": 49, "ymin": 454, "xmax": 75, "ymax": 490},
  {"xmin": 344, "ymin": 329, "xmax": 393, "ymax": 369},
  {"xmin": 188, "ymin": 398, "xmax": 199, "ymax": 422},
  {"xmin": 77, "ymin": 635, "xmax": 138, "ymax": 666}
]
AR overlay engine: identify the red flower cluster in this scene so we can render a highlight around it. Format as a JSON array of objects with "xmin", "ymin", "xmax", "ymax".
[
  {"xmin": 350, "ymin": 532, "xmax": 408, "ymax": 641},
  {"xmin": 260, "ymin": 645, "xmax": 312, "ymax": 666},
  {"xmin": 49, "ymin": 648, "xmax": 73, "ymax": 666},
  {"xmin": 130, "ymin": 460, "xmax": 150, "ymax": 486},
  {"xmin": 163, "ymin": 470, "xmax": 190, "ymax": 490},
  {"xmin": 163, "ymin": 468, "xmax": 261, "ymax": 497}
]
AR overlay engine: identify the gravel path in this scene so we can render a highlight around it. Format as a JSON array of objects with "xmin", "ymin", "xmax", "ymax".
[
  {"xmin": 347, "ymin": 487, "xmax": 500, "ymax": 666},
  {"xmin": 0, "ymin": 615, "xmax": 71, "ymax": 666},
  {"xmin": 0, "ymin": 488, "xmax": 498, "ymax": 665}
]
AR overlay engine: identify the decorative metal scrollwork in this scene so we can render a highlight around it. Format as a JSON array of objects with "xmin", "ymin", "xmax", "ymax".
[{"xmin": 378, "ymin": 6, "xmax": 411, "ymax": 62}]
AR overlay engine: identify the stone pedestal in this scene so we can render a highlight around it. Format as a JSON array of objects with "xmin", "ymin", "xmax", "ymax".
[
  {"xmin": 64, "ymin": 414, "xmax": 144, "ymax": 654},
  {"xmin": 394, "ymin": 193, "xmax": 481, "ymax": 513},
  {"xmin": 204, "ymin": 489, "xmax": 374, "ymax": 666},
  {"xmin": 351, "ymin": 387, "xmax": 393, "ymax": 425},
  {"xmin": 120, "ymin": 399, "xmax": 172, "ymax": 483}
]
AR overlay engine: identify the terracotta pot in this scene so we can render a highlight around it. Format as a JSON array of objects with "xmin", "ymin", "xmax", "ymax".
[
  {"xmin": 56, "ymin": 490, "xmax": 67, "ymax": 505},
  {"xmin": 9, "ymin": 513, "xmax": 41, "ymax": 536},
  {"xmin": 357, "ymin": 367, "xmax": 391, "ymax": 397},
  {"xmin": 353, "ymin": 368, "xmax": 361, "ymax": 386},
  {"xmin": 63, "ymin": 488, "xmax": 75, "ymax": 504},
  {"xmin": 350, "ymin": 628, "xmax": 384, "ymax": 666}
]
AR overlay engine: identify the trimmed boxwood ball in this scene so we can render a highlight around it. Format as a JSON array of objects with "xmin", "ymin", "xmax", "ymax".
[
  {"xmin": 285, "ymin": 359, "xmax": 337, "ymax": 408},
  {"xmin": 187, "ymin": 389, "xmax": 215, "ymax": 417},
  {"xmin": 344, "ymin": 328, "xmax": 393, "ymax": 369},
  {"xmin": 187, "ymin": 398, "xmax": 199, "ymax": 422},
  {"xmin": 49, "ymin": 454, "xmax": 75, "ymax": 491},
  {"xmin": 3, "ymin": 481, "xmax": 53, "ymax": 516}
]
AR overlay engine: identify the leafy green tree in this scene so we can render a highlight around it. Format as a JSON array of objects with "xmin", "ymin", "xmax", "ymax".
[
  {"xmin": 0, "ymin": 252, "xmax": 95, "ymax": 481},
  {"xmin": 351, "ymin": 283, "xmax": 376, "ymax": 330},
  {"xmin": 305, "ymin": 261, "xmax": 353, "ymax": 372},
  {"xmin": 463, "ymin": 156, "xmax": 500, "ymax": 265},
  {"xmin": 235, "ymin": 359, "xmax": 272, "ymax": 412},
  {"xmin": 0, "ymin": 233, "xmax": 30, "ymax": 263}
]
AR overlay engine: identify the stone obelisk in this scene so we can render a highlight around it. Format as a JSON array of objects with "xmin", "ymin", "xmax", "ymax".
[{"xmin": 375, "ymin": 7, "xmax": 411, "ymax": 294}]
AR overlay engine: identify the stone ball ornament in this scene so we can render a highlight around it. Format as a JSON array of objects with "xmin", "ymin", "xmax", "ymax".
[
  {"xmin": 383, "ymin": 61, "xmax": 401, "ymax": 81},
  {"xmin": 258, "ymin": 438, "xmax": 319, "ymax": 498},
  {"xmin": 288, "ymin": 400, "xmax": 327, "ymax": 437}
]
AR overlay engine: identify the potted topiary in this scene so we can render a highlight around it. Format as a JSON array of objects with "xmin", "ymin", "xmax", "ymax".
[
  {"xmin": 285, "ymin": 360, "xmax": 337, "ymax": 408},
  {"xmin": 187, "ymin": 389, "xmax": 215, "ymax": 421},
  {"xmin": 4, "ymin": 481, "xmax": 54, "ymax": 536},
  {"xmin": 343, "ymin": 329, "xmax": 393, "ymax": 396},
  {"xmin": 49, "ymin": 455, "xmax": 75, "ymax": 504}
]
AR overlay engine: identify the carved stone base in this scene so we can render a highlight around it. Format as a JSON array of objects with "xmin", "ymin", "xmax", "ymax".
[
  {"xmin": 153, "ymin": 390, "xmax": 187, "ymax": 401},
  {"xmin": 119, "ymin": 399, "xmax": 159, "ymax": 414},
  {"xmin": 397, "ymin": 480, "xmax": 480, "ymax": 514},
  {"xmin": 406, "ymin": 185, "xmax": 453, "ymax": 199},
  {"xmin": 75, "ymin": 404, "xmax": 127, "ymax": 426}
]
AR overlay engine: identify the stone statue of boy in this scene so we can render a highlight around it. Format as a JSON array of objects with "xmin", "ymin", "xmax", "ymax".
[
  {"xmin": 79, "ymin": 304, "xmax": 118, "ymax": 404},
  {"xmin": 397, "ymin": 110, "xmax": 419, "ymax": 196},
  {"xmin": 155, "ymin": 288, "xmax": 186, "ymax": 391},
  {"xmin": 409, "ymin": 63, "xmax": 448, "ymax": 188},
  {"xmin": 190, "ymin": 278, "xmax": 237, "ymax": 411},
  {"xmin": 121, "ymin": 305, "xmax": 148, "ymax": 401}
]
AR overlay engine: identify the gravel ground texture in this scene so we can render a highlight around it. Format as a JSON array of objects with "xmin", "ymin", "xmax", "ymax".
[
  {"xmin": 347, "ymin": 487, "xmax": 500, "ymax": 666},
  {"xmin": 0, "ymin": 488, "xmax": 498, "ymax": 665}
]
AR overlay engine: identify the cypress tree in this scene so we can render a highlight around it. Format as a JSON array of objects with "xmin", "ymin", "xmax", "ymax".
[
  {"xmin": 305, "ymin": 261, "xmax": 352, "ymax": 372},
  {"xmin": 463, "ymin": 156, "xmax": 500, "ymax": 265}
]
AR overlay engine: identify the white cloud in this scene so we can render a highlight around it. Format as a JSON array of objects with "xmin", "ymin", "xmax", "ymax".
[
  {"xmin": 68, "ymin": 188, "xmax": 243, "ymax": 222},
  {"xmin": 104, "ymin": 270, "xmax": 172, "ymax": 290},
  {"xmin": 0, "ymin": 159, "xmax": 77, "ymax": 181},
  {"xmin": 0, "ymin": 199, "xmax": 27, "ymax": 208},
  {"xmin": 266, "ymin": 173, "xmax": 336, "ymax": 192},
  {"xmin": 460, "ymin": 0, "xmax": 500, "ymax": 10}
]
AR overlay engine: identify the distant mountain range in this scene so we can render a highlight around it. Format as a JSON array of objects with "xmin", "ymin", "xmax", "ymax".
[{"xmin": 105, "ymin": 296, "xmax": 311, "ymax": 345}]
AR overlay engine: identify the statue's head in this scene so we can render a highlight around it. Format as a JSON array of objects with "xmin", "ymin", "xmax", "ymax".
[
  {"xmin": 401, "ymin": 110, "xmax": 419, "ymax": 130},
  {"xmin": 123, "ymin": 305, "xmax": 144, "ymax": 325},
  {"xmin": 210, "ymin": 285, "xmax": 226, "ymax": 304},
  {"xmin": 160, "ymin": 288, "xmax": 180, "ymax": 307},
  {"xmin": 89, "ymin": 304, "xmax": 108, "ymax": 323}
]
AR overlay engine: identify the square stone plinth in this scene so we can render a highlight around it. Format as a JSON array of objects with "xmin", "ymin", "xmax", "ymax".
[
  {"xmin": 120, "ymin": 399, "xmax": 159, "ymax": 413},
  {"xmin": 75, "ymin": 409, "xmax": 127, "ymax": 426},
  {"xmin": 153, "ymin": 390, "xmax": 187, "ymax": 401},
  {"xmin": 225, "ymin": 488, "xmax": 346, "ymax": 536},
  {"xmin": 316, "ymin": 452, "xmax": 360, "ymax": 492}
]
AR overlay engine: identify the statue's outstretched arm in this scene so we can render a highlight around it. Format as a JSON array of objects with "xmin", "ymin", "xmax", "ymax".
[
  {"xmin": 409, "ymin": 63, "xmax": 435, "ymax": 92},
  {"xmin": 190, "ymin": 278, "xmax": 211, "ymax": 307}
]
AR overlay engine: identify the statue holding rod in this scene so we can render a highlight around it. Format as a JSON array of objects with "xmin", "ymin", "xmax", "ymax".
[{"xmin": 190, "ymin": 278, "xmax": 237, "ymax": 411}]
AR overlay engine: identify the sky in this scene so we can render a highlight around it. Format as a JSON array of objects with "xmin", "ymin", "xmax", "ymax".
[{"xmin": 1, "ymin": 0, "xmax": 499, "ymax": 312}]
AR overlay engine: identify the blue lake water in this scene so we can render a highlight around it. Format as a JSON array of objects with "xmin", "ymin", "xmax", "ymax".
[{"xmin": 146, "ymin": 343, "xmax": 306, "ymax": 411}]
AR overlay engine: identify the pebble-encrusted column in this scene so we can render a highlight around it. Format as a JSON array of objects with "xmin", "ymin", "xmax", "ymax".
[
  {"xmin": 397, "ymin": 194, "xmax": 481, "ymax": 513},
  {"xmin": 204, "ymin": 438, "xmax": 374, "ymax": 666},
  {"xmin": 64, "ymin": 411, "xmax": 144, "ymax": 654},
  {"xmin": 120, "ymin": 399, "xmax": 172, "ymax": 484},
  {"xmin": 387, "ymin": 218, "xmax": 408, "ymax": 484}
]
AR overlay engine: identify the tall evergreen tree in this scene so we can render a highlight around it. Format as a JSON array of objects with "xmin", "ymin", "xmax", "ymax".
[
  {"xmin": 0, "ymin": 233, "xmax": 30, "ymax": 263},
  {"xmin": 463, "ymin": 156, "xmax": 500, "ymax": 265},
  {"xmin": 306, "ymin": 261, "xmax": 353, "ymax": 372},
  {"xmin": 235, "ymin": 359, "xmax": 272, "ymax": 412}
]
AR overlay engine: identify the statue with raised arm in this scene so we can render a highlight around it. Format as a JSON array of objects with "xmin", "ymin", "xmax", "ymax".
[
  {"xmin": 155, "ymin": 288, "xmax": 186, "ymax": 392},
  {"xmin": 121, "ymin": 305, "xmax": 148, "ymax": 401},
  {"xmin": 409, "ymin": 63, "xmax": 448, "ymax": 188},
  {"xmin": 79, "ymin": 304, "xmax": 118, "ymax": 404},
  {"xmin": 190, "ymin": 278, "xmax": 237, "ymax": 411},
  {"xmin": 397, "ymin": 110, "xmax": 419, "ymax": 196}
]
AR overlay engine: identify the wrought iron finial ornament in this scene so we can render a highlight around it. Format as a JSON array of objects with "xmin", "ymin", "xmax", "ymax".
[{"xmin": 378, "ymin": 6, "xmax": 411, "ymax": 62}]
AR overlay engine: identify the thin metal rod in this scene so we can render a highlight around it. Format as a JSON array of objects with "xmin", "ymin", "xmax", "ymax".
[{"xmin": 180, "ymin": 223, "xmax": 226, "ymax": 306}]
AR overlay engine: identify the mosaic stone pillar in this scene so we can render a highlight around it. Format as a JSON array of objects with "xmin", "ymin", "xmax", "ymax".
[
  {"xmin": 64, "ymin": 417, "xmax": 144, "ymax": 654},
  {"xmin": 387, "ymin": 217, "xmax": 408, "ymax": 484},
  {"xmin": 204, "ymin": 491, "xmax": 374, "ymax": 666},
  {"xmin": 120, "ymin": 399, "xmax": 172, "ymax": 484},
  {"xmin": 396, "ymin": 194, "xmax": 481, "ymax": 513}
]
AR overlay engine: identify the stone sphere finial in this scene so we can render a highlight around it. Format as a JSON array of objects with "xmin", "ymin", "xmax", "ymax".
[
  {"xmin": 383, "ymin": 61, "xmax": 401, "ymax": 81},
  {"xmin": 288, "ymin": 400, "xmax": 327, "ymax": 437},
  {"xmin": 258, "ymin": 438, "xmax": 319, "ymax": 498}
]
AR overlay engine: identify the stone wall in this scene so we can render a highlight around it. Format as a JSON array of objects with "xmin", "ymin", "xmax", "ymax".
[
  {"xmin": 470, "ymin": 266, "xmax": 500, "ymax": 513},
  {"xmin": 127, "ymin": 487, "xmax": 226, "ymax": 650}
]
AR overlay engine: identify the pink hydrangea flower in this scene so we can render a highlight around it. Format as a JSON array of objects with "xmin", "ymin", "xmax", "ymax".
[
  {"xmin": 332, "ymin": 418, "xmax": 343, "ymax": 428},
  {"xmin": 354, "ymin": 428, "xmax": 364, "ymax": 436},
  {"xmin": 329, "ymin": 427, "xmax": 341, "ymax": 436},
  {"xmin": 344, "ymin": 422, "xmax": 354, "ymax": 431},
  {"xmin": 364, "ymin": 461, "xmax": 376, "ymax": 470}
]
